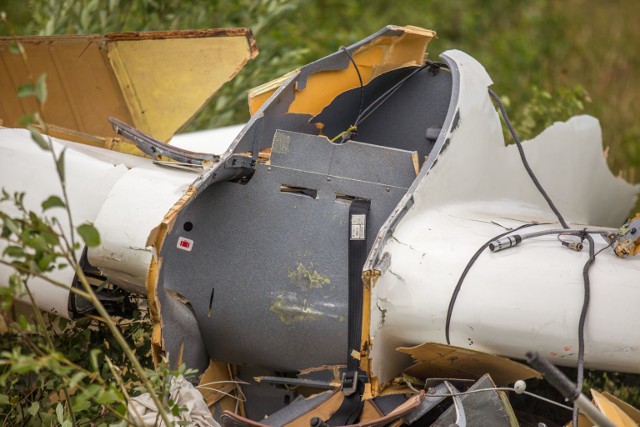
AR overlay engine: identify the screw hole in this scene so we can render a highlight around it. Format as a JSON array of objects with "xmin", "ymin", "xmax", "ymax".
[{"xmin": 183, "ymin": 222, "xmax": 193, "ymax": 232}]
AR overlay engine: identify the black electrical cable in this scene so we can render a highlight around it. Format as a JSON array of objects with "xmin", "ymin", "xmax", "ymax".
[
  {"xmin": 487, "ymin": 90, "xmax": 603, "ymax": 425},
  {"xmin": 444, "ymin": 222, "xmax": 539, "ymax": 345},
  {"xmin": 339, "ymin": 46, "xmax": 364, "ymax": 126},
  {"xmin": 355, "ymin": 60, "xmax": 448, "ymax": 127},
  {"xmin": 353, "ymin": 63, "xmax": 429, "ymax": 127},
  {"xmin": 444, "ymin": 88, "xmax": 602, "ymax": 425},
  {"xmin": 446, "ymin": 224, "xmax": 604, "ymax": 424},
  {"xmin": 488, "ymin": 89, "xmax": 569, "ymax": 229},
  {"xmin": 573, "ymin": 233, "xmax": 596, "ymax": 426},
  {"xmin": 333, "ymin": 60, "xmax": 444, "ymax": 143},
  {"xmin": 488, "ymin": 228, "xmax": 612, "ymax": 252}
]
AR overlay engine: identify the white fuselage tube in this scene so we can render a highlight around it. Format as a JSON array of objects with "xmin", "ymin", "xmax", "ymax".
[{"xmin": 0, "ymin": 126, "xmax": 240, "ymax": 317}]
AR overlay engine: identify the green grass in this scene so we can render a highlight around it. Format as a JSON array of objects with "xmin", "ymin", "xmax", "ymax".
[
  {"xmin": 1, "ymin": 1, "xmax": 640, "ymax": 419},
  {"xmin": 2, "ymin": 1, "xmax": 639, "ymax": 189}
]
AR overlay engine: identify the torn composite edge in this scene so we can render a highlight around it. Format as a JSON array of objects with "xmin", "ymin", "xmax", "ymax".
[
  {"xmin": 0, "ymin": 28, "xmax": 258, "ymax": 61},
  {"xmin": 359, "ymin": 52, "xmax": 462, "ymax": 396},
  {"xmin": 0, "ymin": 28, "xmax": 257, "ymax": 154},
  {"xmin": 144, "ymin": 24, "xmax": 439, "ymax": 393},
  {"xmin": 145, "ymin": 186, "xmax": 197, "ymax": 363},
  {"xmin": 192, "ymin": 25, "xmax": 436, "ymax": 196},
  {"xmin": 248, "ymin": 25, "xmax": 435, "ymax": 114}
]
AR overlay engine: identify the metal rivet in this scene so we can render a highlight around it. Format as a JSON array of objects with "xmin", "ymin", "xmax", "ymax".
[
  {"xmin": 385, "ymin": 187, "xmax": 390, "ymax": 192},
  {"xmin": 326, "ymin": 177, "xmax": 331, "ymax": 182},
  {"xmin": 267, "ymin": 166, "xmax": 272, "ymax": 171}
]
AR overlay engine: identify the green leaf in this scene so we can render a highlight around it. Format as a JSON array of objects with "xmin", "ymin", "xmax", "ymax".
[
  {"xmin": 3, "ymin": 217, "xmax": 20, "ymax": 235},
  {"xmin": 171, "ymin": 401, "xmax": 180, "ymax": 416},
  {"xmin": 24, "ymin": 235, "xmax": 47, "ymax": 251},
  {"xmin": 27, "ymin": 401, "xmax": 40, "ymax": 416},
  {"xmin": 28, "ymin": 126, "xmax": 50, "ymax": 151},
  {"xmin": 17, "ymin": 83, "xmax": 35, "ymax": 98},
  {"xmin": 37, "ymin": 253, "xmax": 55, "ymax": 271},
  {"xmin": 41, "ymin": 195, "xmax": 65, "ymax": 212},
  {"xmin": 17, "ymin": 315, "xmax": 29, "ymax": 331},
  {"xmin": 90, "ymin": 349, "xmax": 101, "ymax": 371},
  {"xmin": 93, "ymin": 387, "xmax": 121, "ymax": 405},
  {"xmin": 42, "ymin": 230, "xmax": 59, "ymax": 246},
  {"xmin": 57, "ymin": 148, "xmax": 66, "ymax": 183},
  {"xmin": 35, "ymin": 73, "xmax": 47, "ymax": 104},
  {"xmin": 62, "ymin": 420, "xmax": 72, "ymax": 427},
  {"xmin": 83, "ymin": 384, "xmax": 100, "ymax": 400},
  {"xmin": 0, "ymin": 394, "xmax": 9, "ymax": 405},
  {"xmin": 77, "ymin": 223, "xmax": 100, "ymax": 247},
  {"xmin": 3, "ymin": 246, "xmax": 24, "ymax": 258},
  {"xmin": 72, "ymin": 399, "xmax": 91, "ymax": 413},
  {"xmin": 56, "ymin": 402, "xmax": 64, "ymax": 424},
  {"xmin": 69, "ymin": 371, "xmax": 86, "ymax": 388},
  {"xmin": 28, "ymin": 259, "xmax": 41, "ymax": 273},
  {"xmin": 18, "ymin": 114, "xmax": 34, "ymax": 126}
]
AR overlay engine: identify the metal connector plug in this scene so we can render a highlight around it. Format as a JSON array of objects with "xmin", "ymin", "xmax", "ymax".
[
  {"xmin": 489, "ymin": 235, "xmax": 522, "ymax": 252},
  {"xmin": 561, "ymin": 240, "xmax": 583, "ymax": 252}
]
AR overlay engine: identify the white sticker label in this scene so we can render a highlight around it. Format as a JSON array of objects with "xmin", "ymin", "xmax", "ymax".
[
  {"xmin": 177, "ymin": 237, "xmax": 194, "ymax": 251},
  {"xmin": 351, "ymin": 214, "xmax": 366, "ymax": 240}
]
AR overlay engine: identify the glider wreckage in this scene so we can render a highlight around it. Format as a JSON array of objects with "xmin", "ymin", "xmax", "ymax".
[{"xmin": 1, "ymin": 25, "xmax": 640, "ymax": 425}]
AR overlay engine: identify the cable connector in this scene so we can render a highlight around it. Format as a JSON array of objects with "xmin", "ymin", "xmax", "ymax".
[
  {"xmin": 558, "ymin": 234, "xmax": 584, "ymax": 252},
  {"xmin": 610, "ymin": 212, "xmax": 640, "ymax": 257},
  {"xmin": 489, "ymin": 235, "xmax": 522, "ymax": 252},
  {"xmin": 562, "ymin": 240, "xmax": 584, "ymax": 252},
  {"xmin": 561, "ymin": 240, "xmax": 584, "ymax": 252}
]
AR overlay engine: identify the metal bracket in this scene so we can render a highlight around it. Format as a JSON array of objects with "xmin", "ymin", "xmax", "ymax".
[
  {"xmin": 444, "ymin": 381, "xmax": 466, "ymax": 427},
  {"xmin": 208, "ymin": 155, "xmax": 257, "ymax": 183},
  {"xmin": 341, "ymin": 371, "xmax": 359, "ymax": 396},
  {"xmin": 224, "ymin": 155, "xmax": 256, "ymax": 170},
  {"xmin": 610, "ymin": 212, "xmax": 640, "ymax": 257},
  {"xmin": 109, "ymin": 116, "xmax": 219, "ymax": 165}
]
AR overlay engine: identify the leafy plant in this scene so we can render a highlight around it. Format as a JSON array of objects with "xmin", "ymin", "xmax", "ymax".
[
  {"xmin": 0, "ymin": 30, "xmax": 181, "ymax": 425},
  {"xmin": 512, "ymin": 85, "xmax": 592, "ymax": 141},
  {"xmin": 1, "ymin": 1, "xmax": 639, "ymax": 424}
]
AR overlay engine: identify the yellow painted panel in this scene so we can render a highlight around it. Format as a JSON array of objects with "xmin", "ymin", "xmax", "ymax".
[
  {"xmin": 0, "ymin": 29, "xmax": 257, "ymax": 145},
  {"xmin": 602, "ymin": 392, "xmax": 640, "ymax": 424},
  {"xmin": 592, "ymin": 389, "xmax": 637, "ymax": 427},
  {"xmin": 0, "ymin": 34, "xmax": 133, "ymax": 135},
  {"xmin": 398, "ymin": 342, "xmax": 541, "ymax": 386},
  {"xmin": 108, "ymin": 34, "xmax": 255, "ymax": 142},
  {"xmin": 247, "ymin": 25, "xmax": 435, "ymax": 117},
  {"xmin": 248, "ymin": 69, "xmax": 299, "ymax": 115}
]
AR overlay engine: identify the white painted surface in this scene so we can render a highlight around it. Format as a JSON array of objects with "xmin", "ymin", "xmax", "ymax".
[
  {"xmin": 0, "ymin": 127, "xmax": 199, "ymax": 315},
  {"xmin": 170, "ymin": 124, "xmax": 244, "ymax": 155},
  {"xmin": 368, "ymin": 50, "xmax": 640, "ymax": 384},
  {"xmin": 0, "ymin": 128, "xmax": 128, "ymax": 316},
  {"xmin": 88, "ymin": 166, "xmax": 195, "ymax": 293}
]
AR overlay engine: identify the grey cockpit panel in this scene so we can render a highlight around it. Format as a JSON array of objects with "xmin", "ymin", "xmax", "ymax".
[{"xmin": 159, "ymin": 131, "xmax": 417, "ymax": 370}]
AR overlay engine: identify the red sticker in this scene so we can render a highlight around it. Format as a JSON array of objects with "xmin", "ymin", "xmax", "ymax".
[{"xmin": 177, "ymin": 237, "xmax": 194, "ymax": 252}]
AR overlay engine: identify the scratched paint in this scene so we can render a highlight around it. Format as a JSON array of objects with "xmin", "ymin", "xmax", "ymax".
[
  {"xmin": 287, "ymin": 262, "xmax": 331, "ymax": 290},
  {"xmin": 270, "ymin": 293, "xmax": 323, "ymax": 324},
  {"xmin": 268, "ymin": 263, "xmax": 336, "ymax": 324}
]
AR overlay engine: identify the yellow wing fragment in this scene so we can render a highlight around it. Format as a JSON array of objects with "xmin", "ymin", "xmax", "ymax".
[{"xmin": 0, "ymin": 29, "xmax": 257, "ymax": 144}]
